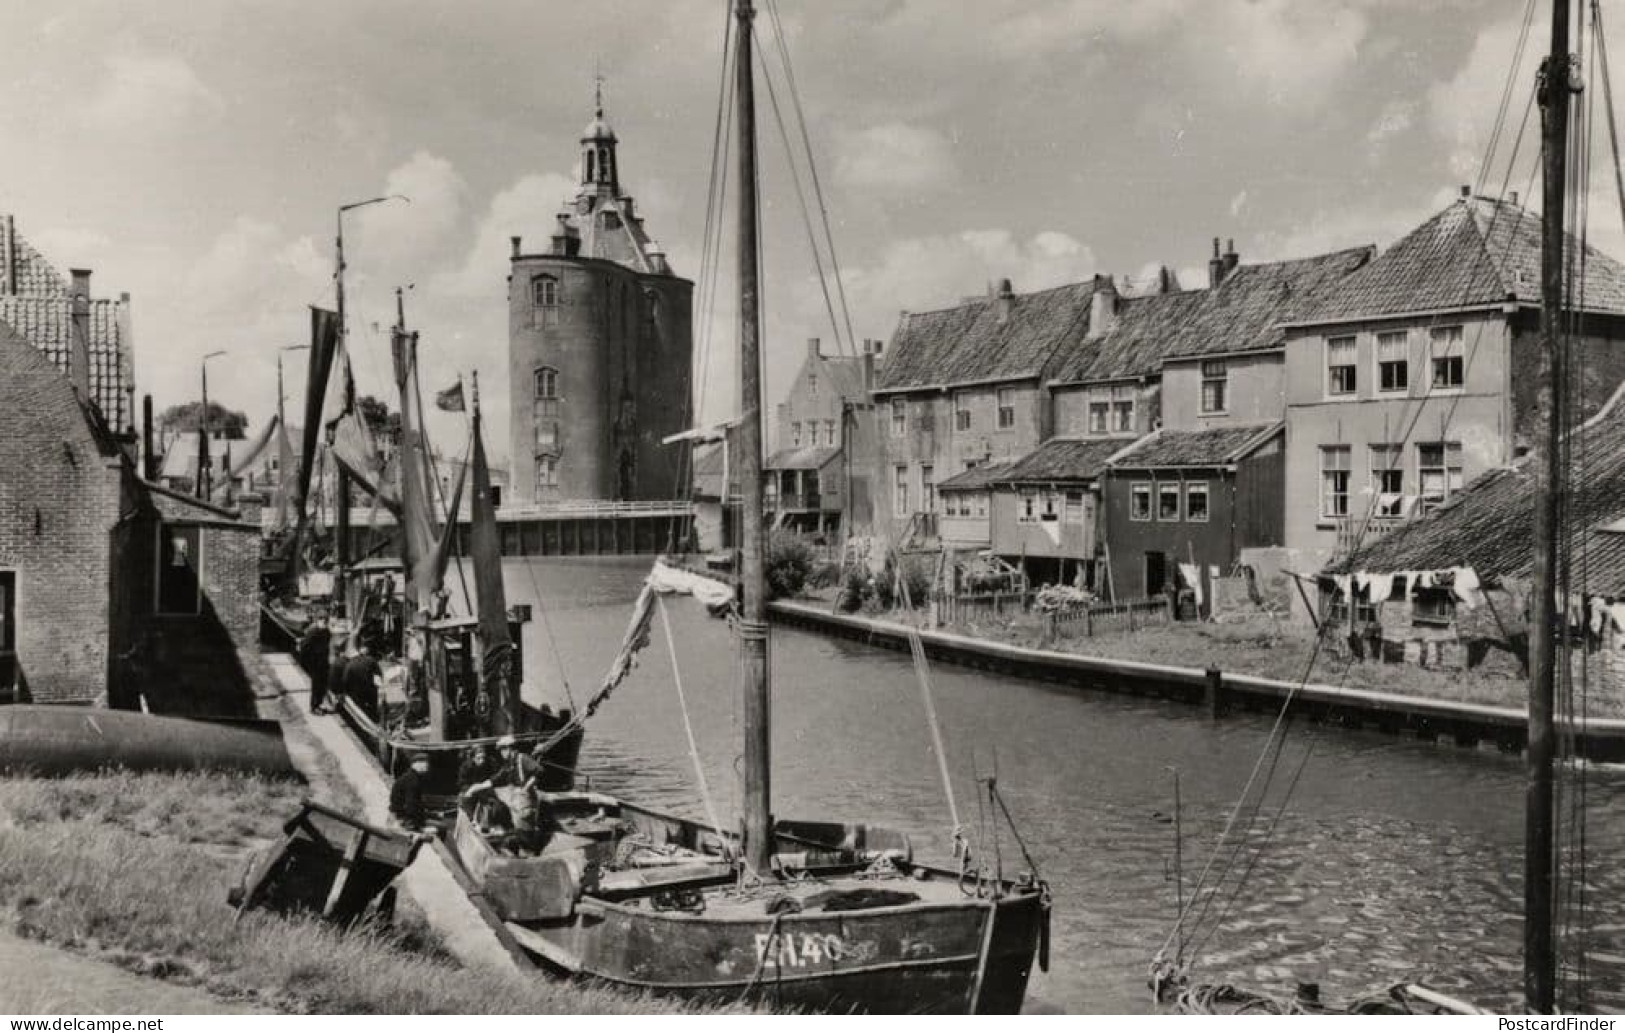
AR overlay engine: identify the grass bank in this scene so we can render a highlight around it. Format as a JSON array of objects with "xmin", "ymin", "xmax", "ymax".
[{"xmin": 0, "ymin": 771, "xmax": 740, "ymax": 1015}]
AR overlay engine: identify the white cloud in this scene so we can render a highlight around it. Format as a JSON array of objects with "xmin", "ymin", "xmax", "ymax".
[
  {"xmin": 438, "ymin": 172, "xmax": 577, "ymax": 299},
  {"xmin": 349, "ymin": 152, "xmax": 468, "ymax": 284},
  {"xmin": 82, "ymin": 53, "xmax": 223, "ymax": 131},
  {"xmin": 834, "ymin": 122, "xmax": 958, "ymax": 191},
  {"xmin": 1427, "ymin": 15, "xmax": 1540, "ymax": 180}
]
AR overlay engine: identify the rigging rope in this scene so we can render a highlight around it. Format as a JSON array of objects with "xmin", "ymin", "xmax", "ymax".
[
  {"xmin": 659, "ymin": 595, "xmax": 729, "ymax": 850},
  {"xmin": 906, "ymin": 627, "xmax": 964, "ymax": 856}
]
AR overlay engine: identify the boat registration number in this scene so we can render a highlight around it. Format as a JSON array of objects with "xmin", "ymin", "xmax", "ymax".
[{"xmin": 754, "ymin": 932, "xmax": 845, "ymax": 968}]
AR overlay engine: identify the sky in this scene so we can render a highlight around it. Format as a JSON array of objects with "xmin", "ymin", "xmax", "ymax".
[{"xmin": 2, "ymin": 0, "xmax": 1620, "ymax": 465}]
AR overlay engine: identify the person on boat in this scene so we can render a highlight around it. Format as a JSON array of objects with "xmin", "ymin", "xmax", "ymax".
[
  {"xmin": 489, "ymin": 734, "xmax": 543, "ymax": 789},
  {"xmin": 389, "ymin": 753, "xmax": 432, "ymax": 833},
  {"xmin": 458, "ymin": 743, "xmax": 499, "ymax": 789},
  {"xmin": 298, "ymin": 618, "xmax": 332, "ymax": 713},
  {"xmin": 345, "ymin": 642, "xmax": 382, "ymax": 720}
]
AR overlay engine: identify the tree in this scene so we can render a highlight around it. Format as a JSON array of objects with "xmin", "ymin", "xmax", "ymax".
[
  {"xmin": 158, "ymin": 401, "xmax": 248, "ymax": 439},
  {"xmin": 356, "ymin": 394, "xmax": 402, "ymax": 444}
]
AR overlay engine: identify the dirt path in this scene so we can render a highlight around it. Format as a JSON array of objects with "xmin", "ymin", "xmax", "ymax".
[{"xmin": 0, "ymin": 931, "xmax": 264, "ymax": 1015}]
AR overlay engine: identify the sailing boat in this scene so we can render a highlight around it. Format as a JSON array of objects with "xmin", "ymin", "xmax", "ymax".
[
  {"xmin": 1152, "ymin": 0, "xmax": 1588, "ymax": 1015},
  {"xmin": 333, "ymin": 293, "xmax": 584, "ymax": 798},
  {"xmin": 445, "ymin": 1, "xmax": 1049, "ymax": 1013}
]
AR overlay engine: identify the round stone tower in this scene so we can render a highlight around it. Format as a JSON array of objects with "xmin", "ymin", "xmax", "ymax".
[{"xmin": 507, "ymin": 98, "xmax": 694, "ymax": 505}]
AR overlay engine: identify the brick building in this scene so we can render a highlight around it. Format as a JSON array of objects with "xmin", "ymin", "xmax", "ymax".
[
  {"xmin": 766, "ymin": 337, "xmax": 882, "ymax": 535},
  {"xmin": 507, "ymin": 100, "xmax": 694, "ymax": 505},
  {"xmin": 0, "ymin": 313, "xmax": 260, "ymax": 712}
]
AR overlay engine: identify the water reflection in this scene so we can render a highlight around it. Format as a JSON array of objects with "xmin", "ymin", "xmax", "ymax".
[{"xmin": 502, "ymin": 557, "xmax": 1625, "ymax": 1013}]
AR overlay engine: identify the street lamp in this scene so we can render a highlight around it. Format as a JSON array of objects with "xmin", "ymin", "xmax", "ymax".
[{"xmin": 198, "ymin": 349, "xmax": 227, "ymax": 499}]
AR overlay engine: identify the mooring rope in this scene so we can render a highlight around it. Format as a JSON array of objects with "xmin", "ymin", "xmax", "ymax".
[{"xmin": 659, "ymin": 596, "xmax": 728, "ymax": 848}]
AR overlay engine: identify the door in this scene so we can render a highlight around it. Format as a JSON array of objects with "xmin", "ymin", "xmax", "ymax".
[
  {"xmin": 0, "ymin": 571, "xmax": 16, "ymax": 697},
  {"xmin": 1144, "ymin": 551, "xmax": 1168, "ymax": 597}
]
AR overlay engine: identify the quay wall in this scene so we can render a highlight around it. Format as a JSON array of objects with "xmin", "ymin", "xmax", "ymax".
[{"xmin": 768, "ymin": 600, "xmax": 1625, "ymax": 762}]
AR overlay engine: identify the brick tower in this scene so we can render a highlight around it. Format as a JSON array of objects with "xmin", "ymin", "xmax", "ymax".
[{"xmin": 507, "ymin": 95, "xmax": 694, "ymax": 505}]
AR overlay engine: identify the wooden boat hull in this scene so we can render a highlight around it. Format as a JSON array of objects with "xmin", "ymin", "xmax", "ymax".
[
  {"xmin": 0, "ymin": 704, "xmax": 297, "ymax": 778},
  {"xmin": 230, "ymin": 800, "xmax": 421, "ymax": 924},
  {"xmin": 336, "ymin": 696, "xmax": 585, "ymax": 798},
  {"xmin": 449, "ymin": 799, "xmax": 1046, "ymax": 1014},
  {"xmin": 509, "ymin": 887, "xmax": 1043, "ymax": 1014}
]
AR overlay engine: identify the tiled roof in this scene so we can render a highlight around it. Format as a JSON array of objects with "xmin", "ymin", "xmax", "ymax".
[
  {"xmin": 764, "ymin": 445, "xmax": 840, "ymax": 470},
  {"xmin": 0, "ymin": 296, "xmax": 132, "ymax": 430},
  {"xmin": 0, "ymin": 215, "xmax": 133, "ymax": 431},
  {"xmin": 1297, "ymin": 196, "xmax": 1625, "ymax": 323},
  {"xmin": 997, "ymin": 438, "xmax": 1130, "ymax": 484},
  {"xmin": 1333, "ymin": 405, "xmax": 1625, "ymax": 596},
  {"xmin": 1050, "ymin": 247, "xmax": 1373, "ymax": 384},
  {"xmin": 1, "ymin": 215, "xmax": 68, "ymax": 296},
  {"xmin": 812, "ymin": 354, "xmax": 871, "ymax": 402},
  {"xmin": 876, "ymin": 280, "xmax": 1101, "ymax": 392},
  {"xmin": 1108, "ymin": 422, "xmax": 1280, "ymax": 469},
  {"xmin": 0, "ymin": 317, "xmax": 124, "ymax": 459},
  {"xmin": 937, "ymin": 460, "xmax": 1017, "ymax": 492}
]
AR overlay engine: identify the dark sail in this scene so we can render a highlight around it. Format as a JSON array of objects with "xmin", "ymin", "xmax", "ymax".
[
  {"xmin": 296, "ymin": 308, "xmax": 339, "ymax": 522},
  {"xmin": 469, "ymin": 395, "xmax": 516, "ymax": 733},
  {"xmin": 391, "ymin": 328, "xmax": 439, "ymax": 614}
]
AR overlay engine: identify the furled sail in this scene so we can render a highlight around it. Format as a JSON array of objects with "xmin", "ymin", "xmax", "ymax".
[
  {"xmin": 391, "ymin": 327, "xmax": 444, "ymax": 616},
  {"xmin": 295, "ymin": 308, "xmax": 339, "ymax": 524},
  {"xmin": 328, "ymin": 410, "xmax": 402, "ymax": 515},
  {"xmin": 468, "ymin": 387, "xmax": 517, "ymax": 733}
]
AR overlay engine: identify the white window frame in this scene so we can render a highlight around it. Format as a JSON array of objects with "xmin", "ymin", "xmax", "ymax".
[
  {"xmin": 1156, "ymin": 482, "xmax": 1182, "ymax": 522},
  {"xmin": 154, "ymin": 524, "xmax": 204, "ymax": 616},
  {"xmin": 1040, "ymin": 490, "xmax": 1060, "ymax": 524},
  {"xmin": 1088, "ymin": 399, "xmax": 1109, "ymax": 435},
  {"xmin": 1326, "ymin": 336, "xmax": 1358, "ymax": 397},
  {"xmin": 791, "ymin": 421, "xmax": 802, "ymax": 448},
  {"xmin": 996, "ymin": 388, "xmax": 1016, "ymax": 430},
  {"xmin": 1017, "ymin": 489, "xmax": 1039, "ymax": 524},
  {"xmin": 890, "ymin": 398, "xmax": 906, "ymax": 438},
  {"xmin": 1320, "ymin": 445, "xmax": 1352, "ymax": 519},
  {"xmin": 1376, "ymin": 331, "xmax": 1409, "ymax": 395},
  {"xmin": 1184, "ymin": 481, "xmax": 1210, "ymax": 523},
  {"xmin": 1110, "ymin": 384, "xmax": 1135, "ymax": 433},
  {"xmin": 1416, "ymin": 441, "xmax": 1463, "ymax": 505},
  {"xmin": 1370, "ymin": 444, "xmax": 1405, "ymax": 516},
  {"xmin": 536, "ymin": 454, "xmax": 560, "ymax": 489},
  {"xmin": 1200, "ymin": 360, "xmax": 1228, "ymax": 415},
  {"xmin": 893, "ymin": 465, "xmax": 910, "ymax": 517},
  {"xmin": 533, "ymin": 275, "xmax": 559, "ymax": 308},
  {"xmin": 1129, "ymin": 482, "xmax": 1152, "ymax": 522},
  {"xmin": 954, "ymin": 393, "xmax": 972, "ymax": 432},
  {"xmin": 1429, "ymin": 326, "xmax": 1465, "ymax": 391},
  {"xmin": 824, "ymin": 420, "xmax": 836, "ymax": 446}
]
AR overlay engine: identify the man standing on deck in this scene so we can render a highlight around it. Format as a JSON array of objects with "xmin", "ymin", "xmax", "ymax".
[{"xmin": 390, "ymin": 753, "xmax": 432, "ymax": 832}]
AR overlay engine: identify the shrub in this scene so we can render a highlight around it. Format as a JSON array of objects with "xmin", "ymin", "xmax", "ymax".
[
  {"xmin": 765, "ymin": 534, "xmax": 816, "ymax": 600},
  {"xmin": 838, "ymin": 566, "xmax": 874, "ymax": 613}
]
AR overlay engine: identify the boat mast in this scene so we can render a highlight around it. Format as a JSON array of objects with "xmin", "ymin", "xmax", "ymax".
[
  {"xmin": 1526, "ymin": 0, "xmax": 1572, "ymax": 1013},
  {"xmin": 334, "ymin": 209, "xmax": 354, "ymax": 579},
  {"xmin": 734, "ymin": 0, "xmax": 773, "ymax": 875}
]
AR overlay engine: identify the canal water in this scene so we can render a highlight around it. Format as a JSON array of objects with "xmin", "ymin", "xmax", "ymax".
[{"xmin": 500, "ymin": 557, "xmax": 1625, "ymax": 1014}]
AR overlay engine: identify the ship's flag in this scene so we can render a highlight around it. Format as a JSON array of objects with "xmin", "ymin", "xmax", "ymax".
[{"xmin": 435, "ymin": 380, "xmax": 466, "ymax": 412}]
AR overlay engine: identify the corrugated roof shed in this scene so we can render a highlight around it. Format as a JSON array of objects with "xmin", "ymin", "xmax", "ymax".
[
  {"xmin": 1334, "ymin": 405, "xmax": 1625, "ymax": 597},
  {"xmin": 1050, "ymin": 247, "xmax": 1373, "ymax": 384},
  {"xmin": 764, "ymin": 445, "xmax": 840, "ymax": 470},
  {"xmin": 1297, "ymin": 196, "xmax": 1625, "ymax": 323},
  {"xmin": 1109, "ymin": 422, "xmax": 1280, "ymax": 468},
  {"xmin": 997, "ymin": 438, "xmax": 1129, "ymax": 484},
  {"xmin": 876, "ymin": 280, "xmax": 1100, "ymax": 392},
  {"xmin": 937, "ymin": 460, "xmax": 1017, "ymax": 492}
]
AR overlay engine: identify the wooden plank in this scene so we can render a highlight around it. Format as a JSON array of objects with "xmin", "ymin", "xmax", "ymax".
[{"xmin": 322, "ymin": 829, "xmax": 369, "ymax": 919}]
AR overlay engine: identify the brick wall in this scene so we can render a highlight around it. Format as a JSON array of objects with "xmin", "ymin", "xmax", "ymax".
[{"xmin": 0, "ymin": 328, "xmax": 125, "ymax": 703}]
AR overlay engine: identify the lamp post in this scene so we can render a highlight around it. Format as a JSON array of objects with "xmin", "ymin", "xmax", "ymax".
[
  {"xmin": 198, "ymin": 349, "xmax": 227, "ymax": 499},
  {"xmin": 333, "ymin": 194, "xmax": 408, "ymax": 569}
]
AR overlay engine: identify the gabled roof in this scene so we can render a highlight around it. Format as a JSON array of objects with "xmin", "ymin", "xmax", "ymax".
[
  {"xmin": 996, "ymin": 438, "xmax": 1131, "ymax": 484},
  {"xmin": 1108, "ymin": 422, "xmax": 1281, "ymax": 469},
  {"xmin": 1050, "ymin": 247, "xmax": 1374, "ymax": 384},
  {"xmin": 764, "ymin": 445, "xmax": 840, "ymax": 471},
  {"xmin": 1295, "ymin": 196, "xmax": 1625, "ymax": 324},
  {"xmin": 0, "ymin": 318, "xmax": 124, "ymax": 460},
  {"xmin": 1332, "ymin": 402, "xmax": 1625, "ymax": 597},
  {"xmin": 937, "ymin": 460, "xmax": 1017, "ymax": 492},
  {"xmin": 876, "ymin": 280, "xmax": 1101, "ymax": 393},
  {"xmin": 810, "ymin": 353, "xmax": 870, "ymax": 402},
  {"xmin": 0, "ymin": 214, "xmax": 133, "ymax": 431}
]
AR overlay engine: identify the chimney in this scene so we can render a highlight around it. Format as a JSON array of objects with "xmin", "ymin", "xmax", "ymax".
[
  {"xmin": 68, "ymin": 268, "xmax": 93, "ymax": 404},
  {"xmin": 862, "ymin": 348, "xmax": 875, "ymax": 392},
  {"xmin": 997, "ymin": 278, "xmax": 1015, "ymax": 322},
  {"xmin": 1, "ymin": 214, "xmax": 14, "ymax": 295},
  {"xmin": 1221, "ymin": 238, "xmax": 1240, "ymax": 279},
  {"xmin": 142, "ymin": 394, "xmax": 157, "ymax": 480},
  {"xmin": 1460, "ymin": 184, "xmax": 1471, "ymax": 200},
  {"xmin": 1208, "ymin": 237, "xmax": 1224, "ymax": 288},
  {"xmin": 807, "ymin": 336, "xmax": 821, "ymax": 363},
  {"xmin": 1089, "ymin": 274, "xmax": 1119, "ymax": 337},
  {"xmin": 1509, "ymin": 190, "xmax": 1520, "ymax": 207},
  {"xmin": 511, "ymin": 235, "xmax": 522, "ymax": 258}
]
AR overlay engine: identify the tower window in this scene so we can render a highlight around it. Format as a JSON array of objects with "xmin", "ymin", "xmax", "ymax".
[
  {"xmin": 534, "ymin": 367, "xmax": 560, "ymax": 418},
  {"xmin": 536, "ymin": 455, "xmax": 559, "ymax": 489},
  {"xmin": 586, "ymin": 150, "xmax": 596, "ymax": 181},
  {"xmin": 533, "ymin": 275, "xmax": 559, "ymax": 308}
]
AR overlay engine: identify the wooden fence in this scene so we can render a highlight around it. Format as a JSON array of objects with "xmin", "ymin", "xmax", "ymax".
[
  {"xmin": 937, "ymin": 590, "xmax": 1031, "ymax": 625},
  {"xmin": 1043, "ymin": 595, "xmax": 1177, "ymax": 639}
]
